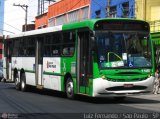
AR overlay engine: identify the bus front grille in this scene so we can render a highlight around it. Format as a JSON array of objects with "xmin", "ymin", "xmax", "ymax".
[
  {"xmin": 107, "ymin": 78, "xmax": 147, "ymax": 82},
  {"xmin": 106, "ymin": 86, "xmax": 147, "ymax": 91}
]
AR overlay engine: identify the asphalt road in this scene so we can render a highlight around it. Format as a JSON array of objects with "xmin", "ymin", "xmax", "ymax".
[{"xmin": 0, "ymin": 82, "xmax": 160, "ymax": 119}]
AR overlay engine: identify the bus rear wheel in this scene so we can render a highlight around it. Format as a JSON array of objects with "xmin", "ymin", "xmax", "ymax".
[
  {"xmin": 15, "ymin": 77, "xmax": 20, "ymax": 90},
  {"xmin": 20, "ymin": 73, "xmax": 27, "ymax": 92},
  {"xmin": 66, "ymin": 78, "xmax": 74, "ymax": 99}
]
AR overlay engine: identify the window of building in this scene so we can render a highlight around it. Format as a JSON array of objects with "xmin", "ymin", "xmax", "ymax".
[
  {"xmin": 56, "ymin": 15, "xmax": 66, "ymax": 26},
  {"xmin": 81, "ymin": 7, "xmax": 89, "ymax": 20},
  {"xmin": 109, "ymin": 6, "xmax": 117, "ymax": 18},
  {"xmin": 48, "ymin": 17, "xmax": 55, "ymax": 27},
  {"xmin": 122, "ymin": 2, "xmax": 129, "ymax": 17},
  {"xmin": 68, "ymin": 10, "xmax": 79, "ymax": 23},
  {"xmin": 95, "ymin": 10, "xmax": 101, "ymax": 18}
]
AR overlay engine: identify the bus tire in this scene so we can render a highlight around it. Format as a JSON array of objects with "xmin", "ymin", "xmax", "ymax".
[
  {"xmin": 14, "ymin": 71, "xmax": 21, "ymax": 90},
  {"xmin": 15, "ymin": 77, "xmax": 20, "ymax": 90},
  {"xmin": 20, "ymin": 73, "xmax": 27, "ymax": 92},
  {"xmin": 65, "ymin": 78, "xmax": 74, "ymax": 99}
]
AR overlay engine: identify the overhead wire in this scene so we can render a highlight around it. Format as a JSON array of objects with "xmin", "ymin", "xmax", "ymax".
[
  {"xmin": 0, "ymin": 29, "xmax": 15, "ymax": 34},
  {"xmin": 0, "ymin": 20, "xmax": 22, "ymax": 31}
]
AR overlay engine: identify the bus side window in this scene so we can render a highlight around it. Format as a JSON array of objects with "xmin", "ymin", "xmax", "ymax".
[
  {"xmin": 52, "ymin": 33, "xmax": 61, "ymax": 57},
  {"xmin": 43, "ymin": 32, "xmax": 61, "ymax": 57},
  {"xmin": 62, "ymin": 31, "xmax": 75, "ymax": 56},
  {"xmin": 62, "ymin": 46, "xmax": 74, "ymax": 56},
  {"xmin": 12, "ymin": 38, "xmax": 20, "ymax": 57}
]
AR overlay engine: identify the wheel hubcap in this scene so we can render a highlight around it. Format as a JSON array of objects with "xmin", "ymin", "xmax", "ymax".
[
  {"xmin": 67, "ymin": 82, "xmax": 73, "ymax": 95},
  {"xmin": 15, "ymin": 78, "xmax": 18, "ymax": 85},
  {"xmin": 21, "ymin": 80, "xmax": 25, "ymax": 89}
]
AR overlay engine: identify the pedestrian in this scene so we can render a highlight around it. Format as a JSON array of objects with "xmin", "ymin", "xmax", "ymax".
[{"xmin": 153, "ymin": 66, "xmax": 160, "ymax": 94}]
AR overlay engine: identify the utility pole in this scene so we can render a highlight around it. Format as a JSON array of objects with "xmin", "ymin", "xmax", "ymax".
[{"xmin": 13, "ymin": 3, "xmax": 28, "ymax": 32}]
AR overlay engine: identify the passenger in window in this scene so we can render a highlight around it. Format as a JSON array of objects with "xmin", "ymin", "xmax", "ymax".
[
  {"xmin": 23, "ymin": 49, "xmax": 27, "ymax": 56},
  {"xmin": 63, "ymin": 48, "xmax": 69, "ymax": 55},
  {"xmin": 53, "ymin": 49, "xmax": 59, "ymax": 55},
  {"xmin": 69, "ymin": 47, "xmax": 74, "ymax": 56}
]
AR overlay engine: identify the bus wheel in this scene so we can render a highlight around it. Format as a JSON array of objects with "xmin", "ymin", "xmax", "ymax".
[
  {"xmin": 15, "ymin": 77, "xmax": 20, "ymax": 90},
  {"xmin": 66, "ymin": 78, "xmax": 74, "ymax": 99},
  {"xmin": 20, "ymin": 73, "xmax": 27, "ymax": 92}
]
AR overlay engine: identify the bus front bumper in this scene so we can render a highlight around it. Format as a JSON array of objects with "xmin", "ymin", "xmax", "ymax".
[{"xmin": 92, "ymin": 76, "xmax": 154, "ymax": 97}]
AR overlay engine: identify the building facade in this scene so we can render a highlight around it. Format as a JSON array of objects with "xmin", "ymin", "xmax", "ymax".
[
  {"xmin": 35, "ymin": 0, "xmax": 136, "ymax": 29},
  {"xmin": 91, "ymin": 0, "xmax": 135, "ymax": 18},
  {"xmin": 137, "ymin": 0, "xmax": 160, "ymax": 32},
  {"xmin": 135, "ymin": 0, "xmax": 160, "ymax": 64},
  {"xmin": 35, "ymin": 0, "xmax": 160, "ymax": 33},
  {"xmin": 36, "ymin": 0, "xmax": 91, "ymax": 29}
]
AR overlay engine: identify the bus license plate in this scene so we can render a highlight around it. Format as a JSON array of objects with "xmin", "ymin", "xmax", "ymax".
[{"xmin": 124, "ymin": 84, "xmax": 133, "ymax": 88}]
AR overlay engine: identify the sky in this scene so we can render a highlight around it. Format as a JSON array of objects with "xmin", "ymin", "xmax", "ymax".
[
  {"xmin": 3, "ymin": 0, "xmax": 59, "ymax": 35},
  {"xmin": 0, "ymin": 0, "xmax": 4, "ymax": 36},
  {"xmin": 3, "ymin": 0, "xmax": 38, "ymax": 35}
]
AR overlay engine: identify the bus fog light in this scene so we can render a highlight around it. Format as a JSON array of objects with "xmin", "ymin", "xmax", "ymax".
[{"xmin": 101, "ymin": 76, "xmax": 105, "ymax": 79}]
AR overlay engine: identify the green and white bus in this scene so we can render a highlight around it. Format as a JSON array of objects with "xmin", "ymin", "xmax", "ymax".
[{"xmin": 3, "ymin": 18, "xmax": 155, "ymax": 99}]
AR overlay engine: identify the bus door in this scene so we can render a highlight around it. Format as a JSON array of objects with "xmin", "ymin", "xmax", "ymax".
[
  {"xmin": 77, "ymin": 31, "xmax": 92, "ymax": 94},
  {"xmin": 35, "ymin": 37, "xmax": 43, "ymax": 88},
  {"xmin": 4, "ymin": 40, "xmax": 12, "ymax": 80}
]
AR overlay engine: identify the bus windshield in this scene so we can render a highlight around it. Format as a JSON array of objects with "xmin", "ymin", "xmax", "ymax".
[{"xmin": 95, "ymin": 31, "xmax": 152, "ymax": 69}]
